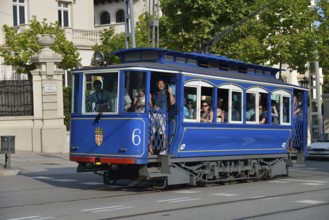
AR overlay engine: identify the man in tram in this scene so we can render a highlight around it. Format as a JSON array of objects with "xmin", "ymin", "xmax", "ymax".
[
  {"xmin": 149, "ymin": 79, "xmax": 175, "ymax": 155},
  {"xmin": 87, "ymin": 80, "xmax": 111, "ymax": 112}
]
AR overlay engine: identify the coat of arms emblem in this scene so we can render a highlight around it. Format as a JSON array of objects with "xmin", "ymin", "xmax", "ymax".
[{"xmin": 95, "ymin": 126, "xmax": 103, "ymax": 146}]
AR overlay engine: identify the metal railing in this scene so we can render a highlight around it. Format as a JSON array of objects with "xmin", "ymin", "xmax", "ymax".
[{"xmin": 0, "ymin": 80, "xmax": 33, "ymax": 116}]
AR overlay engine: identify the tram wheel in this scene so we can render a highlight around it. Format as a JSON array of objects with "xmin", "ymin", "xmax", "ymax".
[
  {"xmin": 103, "ymin": 171, "xmax": 111, "ymax": 185},
  {"xmin": 197, "ymin": 181, "xmax": 206, "ymax": 187}
]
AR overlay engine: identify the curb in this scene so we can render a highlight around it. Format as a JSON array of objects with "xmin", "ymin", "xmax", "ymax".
[{"xmin": 0, "ymin": 164, "xmax": 21, "ymax": 176}]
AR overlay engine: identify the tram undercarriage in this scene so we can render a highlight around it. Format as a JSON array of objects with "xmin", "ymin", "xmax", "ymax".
[
  {"xmin": 77, "ymin": 154, "xmax": 289, "ymax": 189},
  {"xmin": 140, "ymin": 155, "xmax": 289, "ymax": 189}
]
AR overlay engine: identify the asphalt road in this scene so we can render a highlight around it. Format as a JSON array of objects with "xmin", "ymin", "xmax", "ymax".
[{"xmin": 0, "ymin": 153, "xmax": 328, "ymax": 220}]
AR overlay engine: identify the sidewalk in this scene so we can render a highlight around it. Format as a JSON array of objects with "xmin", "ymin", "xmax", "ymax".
[{"xmin": 0, "ymin": 151, "xmax": 77, "ymax": 176}]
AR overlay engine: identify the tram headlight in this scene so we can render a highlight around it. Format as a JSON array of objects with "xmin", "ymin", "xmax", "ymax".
[
  {"xmin": 179, "ymin": 144, "xmax": 186, "ymax": 151},
  {"xmin": 93, "ymin": 51, "xmax": 104, "ymax": 66}
]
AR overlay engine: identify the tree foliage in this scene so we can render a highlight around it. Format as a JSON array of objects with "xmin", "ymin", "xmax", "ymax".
[
  {"xmin": 0, "ymin": 17, "xmax": 80, "ymax": 75},
  {"xmin": 160, "ymin": 0, "xmax": 317, "ymax": 73},
  {"xmin": 93, "ymin": 13, "xmax": 152, "ymax": 65}
]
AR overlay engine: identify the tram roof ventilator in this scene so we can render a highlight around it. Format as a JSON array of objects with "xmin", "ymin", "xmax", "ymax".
[{"xmin": 112, "ymin": 48, "xmax": 281, "ymax": 79}]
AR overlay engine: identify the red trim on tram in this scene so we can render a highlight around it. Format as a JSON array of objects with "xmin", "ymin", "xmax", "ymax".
[
  {"xmin": 100, "ymin": 158, "xmax": 135, "ymax": 164},
  {"xmin": 70, "ymin": 156, "xmax": 135, "ymax": 164}
]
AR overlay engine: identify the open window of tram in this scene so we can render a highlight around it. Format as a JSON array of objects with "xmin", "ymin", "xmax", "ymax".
[
  {"xmin": 271, "ymin": 90, "xmax": 291, "ymax": 125},
  {"xmin": 83, "ymin": 72, "xmax": 118, "ymax": 113},
  {"xmin": 246, "ymin": 88, "xmax": 268, "ymax": 124},
  {"xmin": 200, "ymin": 86, "xmax": 214, "ymax": 123},
  {"xmin": 184, "ymin": 86, "xmax": 197, "ymax": 121},
  {"xmin": 217, "ymin": 85, "xmax": 243, "ymax": 123},
  {"xmin": 217, "ymin": 88, "xmax": 228, "ymax": 123},
  {"xmin": 184, "ymin": 80, "xmax": 213, "ymax": 123},
  {"xmin": 124, "ymin": 71, "xmax": 146, "ymax": 113}
]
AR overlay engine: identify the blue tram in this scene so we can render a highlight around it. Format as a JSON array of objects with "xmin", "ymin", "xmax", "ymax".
[{"xmin": 70, "ymin": 48, "xmax": 308, "ymax": 188}]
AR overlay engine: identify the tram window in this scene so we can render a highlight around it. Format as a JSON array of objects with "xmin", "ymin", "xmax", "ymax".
[
  {"xmin": 217, "ymin": 88, "xmax": 228, "ymax": 123},
  {"xmin": 246, "ymin": 93, "xmax": 256, "ymax": 122},
  {"xmin": 200, "ymin": 86, "xmax": 213, "ymax": 123},
  {"xmin": 259, "ymin": 92, "xmax": 268, "ymax": 124},
  {"xmin": 184, "ymin": 87, "xmax": 197, "ymax": 120},
  {"xmin": 232, "ymin": 91, "xmax": 242, "ymax": 122},
  {"xmin": 184, "ymin": 81, "xmax": 214, "ymax": 122},
  {"xmin": 271, "ymin": 91, "xmax": 291, "ymax": 125},
  {"xmin": 271, "ymin": 94, "xmax": 280, "ymax": 124},
  {"xmin": 246, "ymin": 88, "xmax": 268, "ymax": 124},
  {"xmin": 283, "ymin": 96, "xmax": 290, "ymax": 123},
  {"xmin": 72, "ymin": 74, "xmax": 79, "ymax": 113},
  {"xmin": 84, "ymin": 73, "xmax": 118, "ymax": 113},
  {"xmin": 125, "ymin": 71, "xmax": 146, "ymax": 113}
]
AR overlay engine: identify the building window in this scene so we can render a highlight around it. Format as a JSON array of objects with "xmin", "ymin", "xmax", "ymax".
[
  {"xmin": 13, "ymin": 0, "xmax": 26, "ymax": 26},
  {"xmin": 100, "ymin": 12, "xmax": 111, "ymax": 25},
  {"xmin": 58, "ymin": 2, "xmax": 70, "ymax": 27},
  {"xmin": 116, "ymin": 10, "xmax": 124, "ymax": 23}
]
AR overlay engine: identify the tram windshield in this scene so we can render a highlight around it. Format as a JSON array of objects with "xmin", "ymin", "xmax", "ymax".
[
  {"xmin": 78, "ymin": 71, "xmax": 148, "ymax": 114},
  {"xmin": 83, "ymin": 72, "xmax": 118, "ymax": 113}
]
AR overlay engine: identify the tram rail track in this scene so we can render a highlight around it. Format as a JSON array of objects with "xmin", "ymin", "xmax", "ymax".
[
  {"xmin": 104, "ymin": 187, "xmax": 329, "ymax": 220},
  {"xmin": 2, "ymin": 183, "xmax": 328, "ymax": 218}
]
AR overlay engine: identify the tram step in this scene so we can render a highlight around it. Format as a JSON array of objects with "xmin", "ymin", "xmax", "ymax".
[
  {"xmin": 139, "ymin": 165, "xmax": 168, "ymax": 179},
  {"xmin": 149, "ymin": 172, "xmax": 169, "ymax": 178}
]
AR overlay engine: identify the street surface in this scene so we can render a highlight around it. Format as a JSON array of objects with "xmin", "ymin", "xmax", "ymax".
[{"xmin": 0, "ymin": 152, "xmax": 328, "ymax": 220}]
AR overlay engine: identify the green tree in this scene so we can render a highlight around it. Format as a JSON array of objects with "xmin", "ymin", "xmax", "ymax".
[
  {"xmin": 92, "ymin": 13, "xmax": 152, "ymax": 65},
  {"xmin": 316, "ymin": 0, "xmax": 329, "ymax": 93},
  {"xmin": 160, "ymin": 0, "xmax": 317, "ymax": 72},
  {"xmin": 0, "ymin": 17, "xmax": 80, "ymax": 76},
  {"xmin": 92, "ymin": 27, "xmax": 125, "ymax": 65}
]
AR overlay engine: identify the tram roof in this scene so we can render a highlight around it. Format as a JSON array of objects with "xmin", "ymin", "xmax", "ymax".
[
  {"xmin": 112, "ymin": 47, "xmax": 282, "ymax": 78},
  {"xmin": 78, "ymin": 61, "xmax": 292, "ymax": 87}
]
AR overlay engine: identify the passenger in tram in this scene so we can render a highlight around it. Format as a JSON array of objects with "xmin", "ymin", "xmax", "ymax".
[
  {"xmin": 246, "ymin": 104, "xmax": 256, "ymax": 121},
  {"xmin": 200, "ymin": 102, "xmax": 213, "ymax": 123},
  {"xmin": 293, "ymin": 95, "xmax": 302, "ymax": 117},
  {"xmin": 223, "ymin": 102, "xmax": 229, "ymax": 122},
  {"xmin": 271, "ymin": 100, "xmax": 279, "ymax": 124},
  {"xmin": 184, "ymin": 99, "xmax": 195, "ymax": 119},
  {"xmin": 232, "ymin": 101, "xmax": 241, "ymax": 121},
  {"xmin": 259, "ymin": 105, "xmax": 267, "ymax": 124},
  {"xmin": 124, "ymin": 89, "xmax": 132, "ymax": 112},
  {"xmin": 87, "ymin": 80, "xmax": 111, "ymax": 112},
  {"xmin": 133, "ymin": 87, "xmax": 146, "ymax": 113},
  {"xmin": 149, "ymin": 79, "xmax": 175, "ymax": 155},
  {"xmin": 216, "ymin": 98, "xmax": 225, "ymax": 122}
]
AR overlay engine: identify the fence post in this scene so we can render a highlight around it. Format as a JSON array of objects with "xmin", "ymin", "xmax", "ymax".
[{"xmin": 30, "ymin": 34, "xmax": 66, "ymax": 153}]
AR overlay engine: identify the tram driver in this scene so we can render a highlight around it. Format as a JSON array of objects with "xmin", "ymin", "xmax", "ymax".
[{"xmin": 87, "ymin": 80, "xmax": 111, "ymax": 112}]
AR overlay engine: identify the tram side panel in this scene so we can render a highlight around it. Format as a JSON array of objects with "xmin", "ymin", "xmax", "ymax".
[
  {"xmin": 70, "ymin": 116, "xmax": 149, "ymax": 164},
  {"xmin": 172, "ymin": 125, "xmax": 291, "ymax": 158}
]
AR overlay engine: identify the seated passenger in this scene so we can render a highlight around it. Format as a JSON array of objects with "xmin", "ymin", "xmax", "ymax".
[
  {"xmin": 87, "ymin": 80, "xmax": 111, "ymax": 112},
  {"xmin": 259, "ymin": 105, "xmax": 267, "ymax": 124},
  {"xmin": 216, "ymin": 98, "xmax": 225, "ymax": 122},
  {"xmin": 232, "ymin": 101, "xmax": 241, "ymax": 121},
  {"xmin": 124, "ymin": 89, "xmax": 132, "ymax": 111},
  {"xmin": 271, "ymin": 100, "xmax": 279, "ymax": 124},
  {"xmin": 133, "ymin": 88, "xmax": 146, "ymax": 113},
  {"xmin": 246, "ymin": 104, "xmax": 255, "ymax": 121},
  {"xmin": 184, "ymin": 99, "xmax": 195, "ymax": 119},
  {"xmin": 200, "ymin": 102, "xmax": 213, "ymax": 123}
]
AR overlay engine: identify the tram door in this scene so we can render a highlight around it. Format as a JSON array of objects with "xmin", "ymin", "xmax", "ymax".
[
  {"xmin": 149, "ymin": 73, "xmax": 177, "ymax": 154},
  {"xmin": 289, "ymin": 89, "xmax": 307, "ymax": 153}
]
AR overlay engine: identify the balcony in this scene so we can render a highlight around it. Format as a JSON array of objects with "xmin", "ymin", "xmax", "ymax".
[
  {"xmin": 1, "ymin": 25, "xmax": 101, "ymax": 50},
  {"xmin": 63, "ymin": 28, "xmax": 100, "ymax": 49}
]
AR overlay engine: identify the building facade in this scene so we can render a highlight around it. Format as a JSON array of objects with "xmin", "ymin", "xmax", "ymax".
[{"xmin": 0, "ymin": 0, "xmax": 148, "ymax": 81}]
